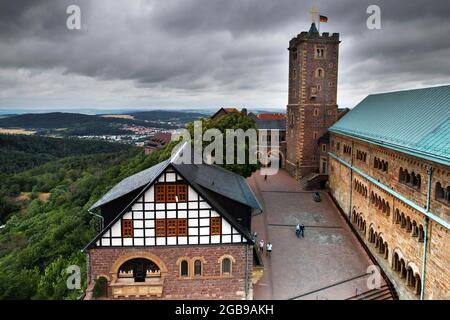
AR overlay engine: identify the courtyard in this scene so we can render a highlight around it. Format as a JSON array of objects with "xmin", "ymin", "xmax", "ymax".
[{"xmin": 249, "ymin": 169, "xmax": 388, "ymax": 300}]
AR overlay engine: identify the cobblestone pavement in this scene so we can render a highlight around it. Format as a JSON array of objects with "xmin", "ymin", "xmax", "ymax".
[{"xmin": 248, "ymin": 170, "xmax": 385, "ymax": 300}]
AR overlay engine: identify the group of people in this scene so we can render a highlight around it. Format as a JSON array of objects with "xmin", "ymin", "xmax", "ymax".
[
  {"xmin": 258, "ymin": 239, "xmax": 272, "ymax": 257},
  {"xmin": 295, "ymin": 223, "xmax": 305, "ymax": 238},
  {"xmin": 252, "ymin": 232, "xmax": 273, "ymax": 257}
]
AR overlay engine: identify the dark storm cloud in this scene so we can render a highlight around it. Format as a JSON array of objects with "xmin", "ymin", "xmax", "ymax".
[{"xmin": 0, "ymin": 0, "xmax": 449, "ymax": 109}]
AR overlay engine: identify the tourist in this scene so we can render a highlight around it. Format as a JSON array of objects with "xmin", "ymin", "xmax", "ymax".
[
  {"xmin": 300, "ymin": 224, "xmax": 305, "ymax": 237},
  {"xmin": 264, "ymin": 174, "xmax": 268, "ymax": 182},
  {"xmin": 266, "ymin": 242, "xmax": 272, "ymax": 257},
  {"xmin": 295, "ymin": 223, "xmax": 301, "ymax": 238},
  {"xmin": 259, "ymin": 239, "xmax": 265, "ymax": 253}
]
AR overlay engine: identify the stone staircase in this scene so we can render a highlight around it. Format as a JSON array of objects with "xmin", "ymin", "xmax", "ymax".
[
  {"xmin": 346, "ymin": 284, "xmax": 396, "ymax": 300},
  {"xmin": 298, "ymin": 173, "xmax": 327, "ymax": 190}
]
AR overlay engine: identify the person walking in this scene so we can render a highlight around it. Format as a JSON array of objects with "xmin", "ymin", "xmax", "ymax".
[
  {"xmin": 295, "ymin": 223, "xmax": 301, "ymax": 238},
  {"xmin": 259, "ymin": 239, "xmax": 265, "ymax": 254},
  {"xmin": 264, "ymin": 174, "xmax": 268, "ymax": 182},
  {"xmin": 300, "ymin": 224, "xmax": 305, "ymax": 238},
  {"xmin": 266, "ymin": 242, "xmax": 272, "ymax": 257}
]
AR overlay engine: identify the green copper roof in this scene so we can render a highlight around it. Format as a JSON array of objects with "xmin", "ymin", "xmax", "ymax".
[
  {"xmin": 308, "ymin": 22, "xmax": 319, "ymax": 36},
  {"xmin": 330, "ymin": 85, "xmax": 450, "ymax": 166}
]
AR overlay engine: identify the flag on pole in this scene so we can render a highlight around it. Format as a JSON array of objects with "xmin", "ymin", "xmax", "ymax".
[{"xmin": 319, "ymin": 15, "xmax": 328, "ymax": 23}]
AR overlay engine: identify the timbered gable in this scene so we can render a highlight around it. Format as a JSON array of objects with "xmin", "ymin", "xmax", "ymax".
[{"xmin": 94, "ymin": 167, "xmax": 248, "ymax": 248}]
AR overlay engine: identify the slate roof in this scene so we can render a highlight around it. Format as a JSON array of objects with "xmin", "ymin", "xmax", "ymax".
[
  {"xmin": 90, "ymin": 144, "xmax": 262, "ymax": 212},
  {"xmin": 248, "ymin": 112, "xmax": 286, "ymax": 130},
  {"xmin": 84, "ymin": 143, "xmax": 262, "ymax": 249},
  {"xmin": 254, "ymin": 118, "xmax": 286, "ymax": 130},
  {"xmin": 89, "ymin": 159, "xmax": 171, "ymax": 210},
  {"xmin": 329, "ymin": 85, "xmax": 450, "ymax": 165}
]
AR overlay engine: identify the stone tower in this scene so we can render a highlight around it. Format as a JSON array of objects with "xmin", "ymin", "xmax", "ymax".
[{"xmin": 285, "ymin": 22, "xmax": 340, "ymax": 179}]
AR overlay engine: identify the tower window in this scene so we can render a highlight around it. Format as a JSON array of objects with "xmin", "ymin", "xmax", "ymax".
[
  {"xmin": 314, "ymin": 108, "xmax": 319, "ymax": 116},
  {"xmin": 293, "ymin": 68, "xmax": 297, "ymax": 79},
  {"xmin": 315, "ymin": 68, "xmax": 325, "ymax": 78},
  {"xmin": 313, "ymin": 131, "xmax": 318, "ymax": 139},
  {"xmin": 315, "ymin": 47, "xmax": 325, "ymax": 58}
]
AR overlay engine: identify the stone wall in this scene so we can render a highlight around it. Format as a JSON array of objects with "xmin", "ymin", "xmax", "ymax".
[
  {"xmin": 88, "ymin": 244, "xmax": 253, "ymax": 300},
  {"xmin": 328, "ymin": 132, "xmax": 450, "ymax": 300}
]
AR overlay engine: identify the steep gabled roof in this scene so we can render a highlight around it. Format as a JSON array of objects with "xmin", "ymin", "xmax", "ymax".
[
  {"xmin": 89, "ymin": 159, "xmax": 171, "ymax": 211},
  {"xmin": 83, "ymin": 144, "xmax": 261, "ymax": 250},
  {"xmin": 90, "ymin": 145, "xmax": 261, "ymax": 212},
  {"xmin": 330, "ymin": 85, "xmax": 450, "ymax": 166}
]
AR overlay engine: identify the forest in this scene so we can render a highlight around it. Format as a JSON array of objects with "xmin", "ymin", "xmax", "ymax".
[
  {"xmin": 0, "ymin": 135, "xmax": 177, "ymax": 299},
  {"xmin": 0, "ymin": 112, "xmax": 257, "ymax": 300}
]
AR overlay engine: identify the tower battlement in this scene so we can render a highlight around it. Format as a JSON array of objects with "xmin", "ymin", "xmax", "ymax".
[{"xmin": 289, "ymin": 30, "xmax": 339, "ymax": 49}]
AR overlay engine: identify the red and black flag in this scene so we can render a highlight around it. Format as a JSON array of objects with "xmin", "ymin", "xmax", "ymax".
[{"xmin": 319, "ymin": 15, "xmax": 328, "ymax": 23}]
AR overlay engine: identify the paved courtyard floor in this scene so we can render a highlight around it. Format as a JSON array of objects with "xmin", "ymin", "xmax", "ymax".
[{"xmin": 248, "ymin": 169, "xmax": 384, "ymax": 300}]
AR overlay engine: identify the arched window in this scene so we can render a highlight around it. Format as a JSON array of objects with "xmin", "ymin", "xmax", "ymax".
[
  {"xmin": 384, "ymin": 242, "xmax": 389, "ymax": 259},
  {"xmin": 395, "ymin": 209, "xmax": 401, "ymax": 224},
  {"xmin": 383, "ymin": 161, "xmax": 388, "ymax": 172},
  {"xmin": 414, "ymin": 274, "xmax": 421, "ymax": 295},
  {"xmin": 416, "ymin": 174, "xmax": 421, "ymax": 189},
  {"xmin": 386, "ymin": 203, "xmax": 390, "ymax": 216},
  {"xmin": 435, "ymin": 182, "xmax": 444, "ymax": 200},
  {"xmin": 418, "ymin": 225, "xmax": 424, "ymax": 242},
  {"xmin": 401, "ymin": 213, "xmax": 406, "ymax": 228},
  {"xmin": 405, "ymin": 171, "xmax": 411, "ymax": 184},
  {"xmin": 222, "ymin": 258, "xmax": 231, "ymax": 275},
  {"xmin": 180, "ymin": 260, "xmax": 189, "ymax": 277},
  {"xmin": 194, "ymin": 260, "xmax": 202, "ymax": 276},
  {"xmin": 446, "ymin": 186, "xmax": 450, "ymax": 204},
  {"xmin": 406, "ymin": 217, "xmax": 412, "ymax": 232},
  {"xmin": 399, "ymin": 168, "xmax": 405, "ymax": 182},
  {"xmin": 412, "ymin": 221, "xmax": 418, "ymax": 237},
  {"xmin": 406, "ymin": 267, "xmax": 414, "ymax": 286},
  {"xmin": 315, "ymin": 68, "xmax": 325, "ymax": 78},
  {"xmin": 411, "ymin": 172, "xmax": 416, "ymax": 186},
  {"xmin": 393, "ymin": 252, "xmax": 400, "ymax": 271}
]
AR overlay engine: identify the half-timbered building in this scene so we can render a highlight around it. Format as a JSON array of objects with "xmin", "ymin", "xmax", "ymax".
[{"xmin": 84, "ymin": 144, "xmax": 261, "ymax": 299}]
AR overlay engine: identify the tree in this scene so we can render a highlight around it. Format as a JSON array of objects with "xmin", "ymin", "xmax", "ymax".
[{"xmin": 186, "ymin": 113, "xmax": 260, "ymax": 177}]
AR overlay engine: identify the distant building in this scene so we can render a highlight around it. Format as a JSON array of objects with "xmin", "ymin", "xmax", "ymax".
[
  {"xmin": 329, "ymin": 85, "xmax": 450, "ymax": 300},
  {"xmin": 210, "ymin": 107, "xmax": 241, "ymax": 121},
  {"xmin": 248, "ymin": 113, "xmax": 287, "ymax": 169},
  {"xmin": 84, "ymin": 143, "xmax": 261, "ymax": 299},
  {"xmin": 144, "ymin": 132, "xmax": 172, "ymax": 155}
]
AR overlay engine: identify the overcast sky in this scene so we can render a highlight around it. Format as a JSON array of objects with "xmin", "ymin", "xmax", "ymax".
[{"xmin": 0, "ymin": 0, "xmax": 449, "ymax": 112}]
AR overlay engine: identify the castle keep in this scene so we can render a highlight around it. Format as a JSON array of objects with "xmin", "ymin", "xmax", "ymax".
[{"xmin": 285, "ymin": 22, "xmax": 340, "ymax": 179}]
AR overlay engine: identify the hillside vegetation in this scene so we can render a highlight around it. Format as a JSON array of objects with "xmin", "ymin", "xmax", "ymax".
[
  {"xmin": 0, "ymin": 135, "xmax": 131, "ymax": 174},
  {"xmin": 0, "ymin": 137, "xmax": 178, "ymax": 300}
]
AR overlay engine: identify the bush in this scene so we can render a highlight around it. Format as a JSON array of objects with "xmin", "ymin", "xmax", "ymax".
[{"xmin": 92, "ymin": 276, "xmax": 108, "ymax": 299}]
